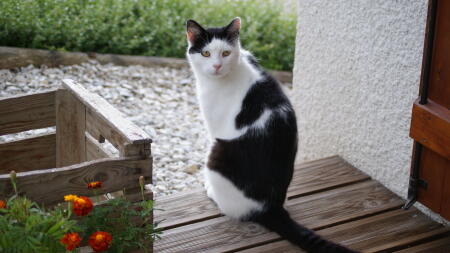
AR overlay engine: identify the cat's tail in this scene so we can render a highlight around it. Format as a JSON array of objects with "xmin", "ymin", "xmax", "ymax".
[{"xmin": 251, "ymin": 207, "xmax": 359, "ymax": 253}]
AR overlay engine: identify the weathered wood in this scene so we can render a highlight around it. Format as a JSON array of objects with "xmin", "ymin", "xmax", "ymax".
[
  {"xmin": 62, "ymin": 79, "xmax": 151, "ymax": 151},
  {"xmin": 155, "ymin": 156, "xmax": 370, "ymax": 230},
  {"xmin": 0, "ymin": 157, "xmax": 152, "ymax": 206},
  {"xmin": 0, "ymin": 132, "xmax": 56, "ymax": 173},
  {"xmin": 56, "ymin": 89, "xmax": 86, "ymax": 167},
  {"xmin": 0, "ymin": 47, "xmax": 90, "ymax": 69},
  {"xmin": 154, "ymin": 180, "xmax": 404, "ymax": 252},
  {"xmin": 334, "ymin": 209, "xmax": 448, "ymax": 253},
  {"xmin": 394, "ymin": 236, "xmax": 450, "ymax": 253},
  {"xmin": 410, "ymin": 99, "xmax": 450, "ymax": 160},
  {"xmin": 120, "ymin": 138, "xmax": 153, "ymax": 200},
  {"xmin": 287, "ymin": 155, "xmax": 369, "ymax": 199},
  {"xmin": 0, "ymin": 90, "xmax": 55, "ymax": 135},
  {"xmin": 85, "ymin": 132, "xmax": 113, "ymax": 160},
  {"xmin": 155, "ymin": 189, "xmax": 221, "ymax": 229},
  {"xmin": 237, "ymin": 241, "xmax": 304, "ymax": 253},
  {"xmin": 238, "ymin": 209, "xmax": 448, "ymax": 253}
]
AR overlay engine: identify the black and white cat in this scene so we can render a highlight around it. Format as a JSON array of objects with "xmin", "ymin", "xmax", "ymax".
[{"xmin": 186, "ymin": 18, "xmax": 358, "ymax": 253}]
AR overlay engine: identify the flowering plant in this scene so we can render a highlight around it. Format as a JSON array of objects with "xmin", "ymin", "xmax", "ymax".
[
  {"xmin": 0, "ymin": 172, "xmax": 78, "ymax": 252},
  {"xmin": 0, "ymin": 171, "xmax": 160, "ymax": 253}
]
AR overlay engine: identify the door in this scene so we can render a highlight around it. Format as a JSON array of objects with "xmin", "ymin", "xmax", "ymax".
[{"xmin": 407, "ymin": 0, "xmax": 450, "ymax": 220}]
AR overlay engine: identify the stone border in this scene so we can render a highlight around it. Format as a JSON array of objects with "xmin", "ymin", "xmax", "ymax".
[{"xmin": 0, "ymin": 46, "xmax": 292, "ymax": 83}]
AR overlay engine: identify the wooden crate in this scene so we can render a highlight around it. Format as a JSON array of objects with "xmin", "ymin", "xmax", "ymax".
[{"xmin": 0, "ymin": 79, "xmax": 153, "ymax": 247}]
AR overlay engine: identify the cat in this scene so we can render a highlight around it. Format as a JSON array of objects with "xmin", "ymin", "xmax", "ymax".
[{"xmin": 186, "ymin": 17, "xmax": 358, "ymax": 253}]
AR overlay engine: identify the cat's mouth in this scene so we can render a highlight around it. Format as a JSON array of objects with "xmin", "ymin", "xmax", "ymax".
[{"xmin": 212, "ymin": 70, "xmax": 224, "ymax": 77}]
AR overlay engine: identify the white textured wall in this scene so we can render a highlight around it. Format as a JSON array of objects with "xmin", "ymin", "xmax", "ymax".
[{"xmin": 293, "ymin": 1, "xmax": 428, "ymax": 202}]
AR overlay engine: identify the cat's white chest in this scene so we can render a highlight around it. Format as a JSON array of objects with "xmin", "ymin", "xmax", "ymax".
[{"xmin": 197, "ymin": 82, "xmax": 249, "ymax": 140}]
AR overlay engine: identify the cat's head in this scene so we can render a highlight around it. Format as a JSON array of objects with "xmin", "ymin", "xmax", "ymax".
[{"xmin": 186, "ymin": 18, "xmax": 241, "ymax": 78}]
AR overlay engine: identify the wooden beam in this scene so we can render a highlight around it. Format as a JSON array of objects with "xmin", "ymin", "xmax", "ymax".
[
  {"xmin": 0, "ymin": 157, "xmax": 152, "ymax": 206},
  {"xmin": 0, "ymin": 90, "xmax": 56, "ymax": 135},
  {"xmin": 56, "ymin": 89, "xmax": 86, "ymax": 167},
  {"xmin": 0, "ymin": 132, "xmax": 56, "ymax": 173},
  {"xmin": 85, "ymin": 132, "xmax": 114, "ymax": 160},
  {"xmin": 62, "ymin": 79, "xmax": 151, "ymax": 151},
  {"xmin": 410, "ymin": 99, "xmax": 450, "ymax": 160},
  {"xmin": 394, "ymin": 236, "xmax": 450, "ymax": 253},
  {"xmin": 287, "ymin": 156, "xmax": 369, "ymax": 199},
  {"xmin": 121, "ymin": 144, "xmax": 153, "ymax": 200}
]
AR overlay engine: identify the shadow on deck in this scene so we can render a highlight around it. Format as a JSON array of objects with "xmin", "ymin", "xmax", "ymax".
[{"xmin": 154, "ymin": 156, "xmax": 450, "ymax": 252}]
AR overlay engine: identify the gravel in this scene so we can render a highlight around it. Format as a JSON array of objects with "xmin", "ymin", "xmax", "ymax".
[{"xmin": 0, "ymin": 61, "xmax": 208, "ymax": 197}]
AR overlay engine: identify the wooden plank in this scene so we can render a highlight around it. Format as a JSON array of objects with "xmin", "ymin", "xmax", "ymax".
[
  {"xmin": 394, "ymin": 236, "xmax": 450, "ymax": 253},
  {"xmin": 0, "ymin": 132, "xmax": 56, "ymax": 173},
  {"xmin": 56, "ymin": 89, "xmax": 86, "ymax": 167},
  {"xmin": 428, "ymin": 0, "xmax": 450, "ymax": 109},
  {"xmin": 155, "ymin": 156, "xmax": 370, "ymax": 230},
  {"xmin": 85, "ymin": 132, "xmax": 113, "ymax": 160},
  {"xmin": 155, "ymin": 189, "xmax": 221, "ymax": 229},
  {"xmin": 287, "ymin": 156, "xmax": 369, "ymax": 199},
  {"xmin": 120, "ymin": 140, "xmax": 153, "ymax": 199},
  {"xmin": 154, "ymin": 180, "xmax": 404, "ymax": 252},
  {"xmin": 62, "ymin": 79, "xmax": 151, "ymax": 150},
  {"xmin": 418, "ymin": 148, "xmax": 449, "ymax": 214},
  {"xmin": 238, "ymin": 209, "xmax": 448, "ymax": 253},
  {"xmin": 410, "ymin": 100, "xmax": 450, "ymax": 160},
  {"xmin": 0, "ymin": 90, "xmax": 55, "ymax": 135},
  {"xmin": 237, "ymin": 240, "xmax": 304, "ymax": 253},
  {"xmin": 339, "ymin": 209, "xmax": 448, "ymax": 253},
  {"xmin": 0, "ymin": 157, "xmax": 152, "ymax": 206},
  {"xmin": 440, "ymin": 168, "xmax": 450, "ymax": 220}
]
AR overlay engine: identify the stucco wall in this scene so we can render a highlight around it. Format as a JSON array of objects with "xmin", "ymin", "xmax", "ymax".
[{"xmin": 292, "ymin": 0, "xmax": 448, "ymax": 221}]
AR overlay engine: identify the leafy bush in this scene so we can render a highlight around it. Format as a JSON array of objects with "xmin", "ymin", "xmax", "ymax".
[{"xmin": 0, "ymin": 0, "xmax": 296, "ymax": 70}]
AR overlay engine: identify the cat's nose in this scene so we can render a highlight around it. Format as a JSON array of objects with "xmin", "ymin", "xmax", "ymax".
[{"xmin": 213, "ymin": 64, "xmax": 222, "ymax": 70}]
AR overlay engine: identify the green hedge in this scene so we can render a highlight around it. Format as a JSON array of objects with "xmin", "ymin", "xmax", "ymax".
[{"xmin": 0, "ymin": 0, "xmax": 296, "ymax": 70}]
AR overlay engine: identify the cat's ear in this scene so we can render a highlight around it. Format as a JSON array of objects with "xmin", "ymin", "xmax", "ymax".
[
  {"xmin": 225, "ymin": 17, "xmax": 241, "ymax": 35},
  {"xmin": 186, "ymin": 19, "xmax": 205, "ymax": 44}
]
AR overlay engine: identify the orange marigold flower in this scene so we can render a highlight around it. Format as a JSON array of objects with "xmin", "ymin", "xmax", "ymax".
[
  {"xmin": 73, "ymin": 196, "xmax": 93, "ymax": 216},
  {"xmin": 0, "ymin": 200, "xmax": 6, "ymax": 209},
  {"xmin": 64, "ymin": 194, "xmax": 79, "ymax": 202},
  {"xmin": 89, "ymin": 231, "xmax": 112, "ymax": 252},
  {"xmin": 60, "ymin": 232, "xmax": 81, "ymax": 251},
  {"xmin": 87, "ymin": 181, "xmax": 102, "ymax": 189}
]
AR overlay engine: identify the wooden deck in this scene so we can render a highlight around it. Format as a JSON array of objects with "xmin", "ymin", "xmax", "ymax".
[{"xmin": 154, "ymin": 156, "xmax": 450, "ymax": 252}]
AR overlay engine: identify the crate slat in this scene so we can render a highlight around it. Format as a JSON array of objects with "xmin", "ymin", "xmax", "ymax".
[
  {"xmin": 0, "ymin": 132, "xmax": 56, "ymax": 173},
  {"xmin": 56, "ymin": 89, "xmax": 86, "ymax": 167},
  {"xmin": 0, "ymin": 90, "xmax": 56, "ymax": 135},
  {"xmin": 85, "ymin": 132, "xmax": 114, "ymax": 160},
  {"xmin": 0, "ymin": 157, "xmax": 152, "ymax": 206},
  {"xmin": 62, "ymin": 79, "xmax": 151, "ymax": 150}
]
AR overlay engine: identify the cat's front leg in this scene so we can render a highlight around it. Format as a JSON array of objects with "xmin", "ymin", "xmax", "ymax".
[{"xmin": 203, "ymin": 168, "xmax": 216, "ymax": 202}]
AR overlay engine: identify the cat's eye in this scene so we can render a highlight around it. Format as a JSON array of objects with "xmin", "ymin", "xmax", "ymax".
[
  {"xmin": 222, "ymin": 51, "xmax": 231, "ymax": 57},
  {"xmin": 201, "ymin": 51, "xmax": 210, "ymax": 57}
]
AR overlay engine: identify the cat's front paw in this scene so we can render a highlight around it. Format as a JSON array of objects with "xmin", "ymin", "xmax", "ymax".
[{"xmin": 204, "ymin": 183, "xmax": 217, "ymax": 203}]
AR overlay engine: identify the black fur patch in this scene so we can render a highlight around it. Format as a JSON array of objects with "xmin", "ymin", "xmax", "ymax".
[
  {"xmin": 207, "ymin": 71, "xmax": 298, "ymax": 208},
  {"xmin": 187, "ymin": 20, "xmax": 239, "ymax": 54},
  {"xmin": 235, "ymin": 74, "xmax": 289, "ymax": 129}
]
